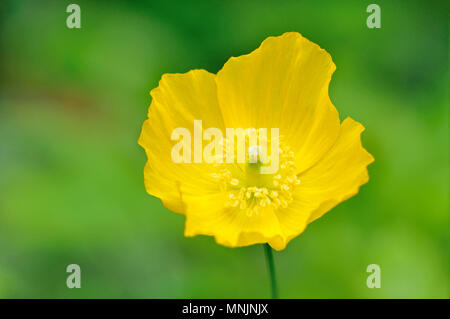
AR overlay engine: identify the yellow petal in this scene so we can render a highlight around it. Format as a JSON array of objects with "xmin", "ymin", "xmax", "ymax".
[
  {"xmin": 216, "ymin": 32, "xmax": 340, "ymax": 173},
  {"xmin": 274, "ymin": 117, "xmax": 374, "ymax": 244},
  {"xmin": 138, "ymin": 70, "xmax": 225, "ymax": 213},
  {"xmin": 184, "ymin": 193, "xmax": 284, "ymax": 249},
  {"xmin": 300, "ymin": 117, "xmax": 374, "ymax": 223},
  {"xmin": 269, "ymin": 198, "xmax": 309, "ymax": 250}
]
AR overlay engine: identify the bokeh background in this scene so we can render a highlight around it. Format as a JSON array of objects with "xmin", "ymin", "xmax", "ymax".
[{"xmin": 0, "ymin": 0, "xmax": 448, "ymax": 298}]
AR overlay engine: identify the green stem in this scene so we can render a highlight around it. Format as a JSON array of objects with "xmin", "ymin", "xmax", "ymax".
[{"xmin": 264, "ymin": 244, "xmax": 278, "ymax": 299}]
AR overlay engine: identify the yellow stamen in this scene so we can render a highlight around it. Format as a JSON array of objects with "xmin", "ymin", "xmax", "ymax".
[{"xmin": 211, "ymin": 136, "xmax": 300, "ymax": 215}]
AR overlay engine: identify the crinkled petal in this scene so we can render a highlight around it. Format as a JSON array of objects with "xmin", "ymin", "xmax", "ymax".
[
  {"xmin": 138, "ymin": 70, "xmax": 224, "ymax": 213},
  {"xmin": 216, "ymin": 32, "xmax": 340, "ymax": 174},
  {"xmin": 184, "ymin": 193, "xmax": 284, "ymax": 249},
  {"xmin": 273, "ymin": 117, "xmax": 374, "ymax": 246}
]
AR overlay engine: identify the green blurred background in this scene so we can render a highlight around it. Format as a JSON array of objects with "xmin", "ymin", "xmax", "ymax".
[{"xmin": 0, "ymin": 0, "xmax": 448, "ymax": 298}]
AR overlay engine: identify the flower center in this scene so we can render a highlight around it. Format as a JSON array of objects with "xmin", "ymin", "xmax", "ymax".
[{"xmin": 212, "ymin": 138, "xmax": 300, "ymax": 216}]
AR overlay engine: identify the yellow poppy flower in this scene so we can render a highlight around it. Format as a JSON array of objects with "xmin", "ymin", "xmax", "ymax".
[{"xmin": 138, "ymin": 32, "xmax": 374, "ymax": 251}]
